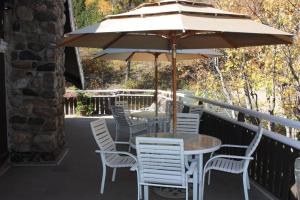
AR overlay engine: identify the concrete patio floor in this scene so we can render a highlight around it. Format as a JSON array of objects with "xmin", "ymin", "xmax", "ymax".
[{"xmin": 0, "ymin": 117, "xmax": 271, "ymax": 200}]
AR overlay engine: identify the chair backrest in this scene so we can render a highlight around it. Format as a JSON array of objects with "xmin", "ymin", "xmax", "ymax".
[
  {"xmin": 245, "ymin": 123, "xmax": 264, "ymax": 157},
  {"xmin": 111, "ymin": 106, "xmax": 131, "ymax": 127},
  {"xmin": 90, "ymin": 118, "xmax": 116, "ymax": 163},
  {"xmin": 136, "ymin": 137, "xmax": 186, "ymax": 187},
  {"xmin": 170, "ymin": 113, "xmax": 200, "ymax": 134},
  {"xmin": 189, "ymin": 105, "xmax": 204, "ymax": 118},
  {"xmin": 115, "ymin": 100, "xmax": 130, "ymax": 116},
  {"xmin": 165, "ymin": 100, "xmax": 184, "ymax": 114}
]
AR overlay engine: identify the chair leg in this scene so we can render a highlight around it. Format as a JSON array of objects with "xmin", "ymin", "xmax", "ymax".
[
  {"xmin": 207, "ymin": 170, "xmax": 211, "ymax": 185},
  {"xmin": 193, "ymin": 170, "xmax": 198, "ymax": 200},
  {"xmin": 202, "ymin": 170, "xmax": 206, "ymax": 200},
  {"xmin": 186, "ymin": 184, "xmax": 189, "ymax": 200},
  {"xmin": 138, "ymin": 185, "xmax": 143, "ymax": 200},
  {"xmin": 207, "ymin": 153, "xmax": 214, "ymax": 185},
  {"xmin": 101, "ymin": 164, "xmax": 107, "ymax": 194},
  {"xmin": 144, "ymin": 186, "xmax": 149, "ymax": 200},
  {"xmin": 243, "ymin": 172, "xmax": 249, "ymax": 200},
  {"xmin": 128, "ymin": 143, "xmax": 131, "ymax": 152},
  {"xmin": 137, "ymin": 184, "xmax": 140, "ymax": 200},
  {"xmin": 112, "ymin": 168, "xmax": 117, "ymax": 182},
  {"xmin": 115, "ymin": 125, "xmax": 119, "ymax": 141},
  {"xmin": 246, "ymin": 172, "xmax": 250, "ymax": 190}
]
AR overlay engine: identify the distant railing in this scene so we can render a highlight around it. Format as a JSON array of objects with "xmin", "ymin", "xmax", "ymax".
[{"xmin": 64, "ymin": 89, "xmax": 155, "ymax": 115}]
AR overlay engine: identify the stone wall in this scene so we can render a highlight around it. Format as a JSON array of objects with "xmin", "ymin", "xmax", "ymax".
[{"xmin": 5, "ymin": 0, "xmax": 66, "ymax": 162}]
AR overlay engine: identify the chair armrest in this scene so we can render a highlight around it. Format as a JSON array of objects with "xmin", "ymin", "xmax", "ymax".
[
  {"xmin": 129, "ymin": 122, "xmax": 147, "ymax": 127},
  {"xmin": 186, "ymin": 162, "xmax": 197, "ymax": 175},
  {"xmin": 114, "ymin": 141, "xmax": 130, "ymax": 145},
  {"xmin": 212, "ymin": 154, "xmax": 253, "ymax": 160},
  {"xmin": 204, "ymin": 154, "xmax": 253, "ymax": 170},
  {"xmin": 95, "ymin": 150, "xmax": 137, "ymax": 162},
  {"xmin": 220, "ymin": 144, "xmax": 248, "ymax": 149},
  {"xmin": 130, "ymin": 163, "xmax": 138, "ymax": 171}
]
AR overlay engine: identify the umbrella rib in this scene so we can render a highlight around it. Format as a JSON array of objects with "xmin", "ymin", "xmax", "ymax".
[
  {"xmin": 103, "ymin": 33, "xmax": 126, "ymax": 50},
  {"xmin": 218, "ymin": 33, "xmax": 238, "ymax": 48},
  {"xmin": 125, "ymin": 52, "xmax": 135, "ymax": 62},
  {"xmin": 93, "ymin": 53, "xmax": 107, "ymax": 60},
  {"xmin": 57, "ymin": 33, "xmax": 89, "ymax": 47}
]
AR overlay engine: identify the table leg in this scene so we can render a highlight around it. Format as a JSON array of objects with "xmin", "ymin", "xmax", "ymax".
[{"xmin": 198, "ymin": 154, "xmax": 203, "ymax": 200}]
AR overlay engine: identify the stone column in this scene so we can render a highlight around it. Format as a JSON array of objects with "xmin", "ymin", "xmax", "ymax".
[{"xmin": 5, "ymin": 0, "xmax": 66, "ymax": 163}]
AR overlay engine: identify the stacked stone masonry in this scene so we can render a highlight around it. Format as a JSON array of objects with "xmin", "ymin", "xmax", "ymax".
[{"xmin": 5, "ymin": 0, "xmax": 66, "ymax": 162}]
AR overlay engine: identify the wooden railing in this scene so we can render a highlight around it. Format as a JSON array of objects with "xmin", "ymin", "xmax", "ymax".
[{"xmin": 64, "ymin": 89, "xmax": 154, "ymax": 115}]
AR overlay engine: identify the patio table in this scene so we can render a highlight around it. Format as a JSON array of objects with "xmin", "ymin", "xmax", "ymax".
[{"xmin": 131, "ymin": 132, "xmax": 222, "ymax": 200}]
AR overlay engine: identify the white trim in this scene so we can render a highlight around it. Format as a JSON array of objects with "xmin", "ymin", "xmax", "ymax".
[
  {"xmin": 204, "ymin": 109, "xmax": 300, "ymax": 150},
  {"xmin": 187, "ymin": 95, "xmax": 300, "ymax": 130}
]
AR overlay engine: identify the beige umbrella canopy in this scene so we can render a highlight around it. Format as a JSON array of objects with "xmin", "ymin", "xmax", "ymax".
[
  {"xmin": 93, "ymin": 48, "xmax": 222, "ymax": 118},
  {"xmin": 61, "ymin": 0, "xmax": 293, "ymax": 133},
  {"xmin": 61, "ymin": 0, "xmax": 293, "ymax": 49}
]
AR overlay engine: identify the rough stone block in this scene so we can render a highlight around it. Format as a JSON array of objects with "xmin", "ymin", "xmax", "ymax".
[
  {"xmin": 28, "ymin": 117, "xmax": 45, "ymax": 126},
  {"xmin": 28, "ymin": 42, "xmax": 45, "ymax": 52},
  {"xmin": 22, "ymin": 88, "xmax": 39, "ymax": 96},
  {"xmin": 34, "ymin": 11, "xmax": 57, "ymax": 22},
  {"xmin": 9, "ymin": 115, "xmax": 27, "ymax": 124},
  {"xmin": 16, "ymin": 6, "xmax": 33, "ymax": 21},
  {"xmin": 37, "ymin": 63, "xmax": 56, "ymax": 71},
  {"xmin": 12, "ymin": 60, "xmax": 33, "ymax": 69},
  {"xmin": 19, "ymin": 50, "xmax": 42, "ymax": 61},
  {"xmin": 33, "ymin": 134, "xmax": 58, "ymax": 152}
]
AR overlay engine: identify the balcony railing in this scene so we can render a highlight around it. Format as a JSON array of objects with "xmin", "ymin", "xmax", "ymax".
[{"xmin": 63, "ymin": 89, "xmax": 300, "ymax": 200}]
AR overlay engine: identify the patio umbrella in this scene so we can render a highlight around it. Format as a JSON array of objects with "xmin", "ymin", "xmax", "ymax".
[
  {"xmin": 60, "ymin": 0, "xmax": 293, "ymax": 133},
  {"xmin": 93, "ymin": 48, "xmax": 222, "ymax": 117}
]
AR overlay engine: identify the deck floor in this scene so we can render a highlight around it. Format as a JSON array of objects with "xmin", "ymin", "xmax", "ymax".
[{"xmin": 0, "ymin": 117, "xmax": 270, "ymax": 200}]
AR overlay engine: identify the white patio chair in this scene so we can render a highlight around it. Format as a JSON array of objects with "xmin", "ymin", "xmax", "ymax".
[
  {"xmin": 111, "ymin": 106, "xmax": 147, "ymax": 149},
  {"xmin": 132, "ymin": 137, "xmax": 198, "ymax": 200},
  {"xmin": 189, "ymin": 105, "xmax": 204, "ymax": 117},
  {"xmin": 169, "ymin": 113, "xmax": 200, "ymax": 167},
  {"xmin": 202, "ymin": 123, "xmax": 264, "ymax": 200},
  {"xmin": 170, "ymin": 113, "xmax": 200, "ymax": 134},
  {"xmin": 90, "ymin": 118, "xmax": 137, "ymax": 194},
  {"xmin": 115, "ymin": 100, "xmax": 130, "ymax": 116},
  {"xmin": 166, "ymin": 100, "xmax": 184, "ymax": 115}
]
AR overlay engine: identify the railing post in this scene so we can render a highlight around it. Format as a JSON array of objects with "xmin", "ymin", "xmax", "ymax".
[
  {"xmin": 237, "ymin": 112, "xmax": 245, "ymax": 122},
  {"xmin": 295, "ymin": 158, "xmax": 300, "ymax": 200}
]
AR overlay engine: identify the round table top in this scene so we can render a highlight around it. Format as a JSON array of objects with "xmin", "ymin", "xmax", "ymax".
[
  {"xmin": 130, "ymin": 111, "xmax": 167, "ymax": 118},
  {"xmin": 132, "ymin": 132, "xmax": 222, "ymax": 155}
]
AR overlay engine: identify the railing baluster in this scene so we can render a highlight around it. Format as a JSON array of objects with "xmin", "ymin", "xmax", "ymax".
[{"xmin": 100, "ymin": 97, "xmax": 104, "ymax": 115}]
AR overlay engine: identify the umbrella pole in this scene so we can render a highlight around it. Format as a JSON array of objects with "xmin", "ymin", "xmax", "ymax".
[
  {"xmin": 154, "ymin": 54, "xmax": 159, "ymax": 118},
  {"xmin": 171, "ymin": 36, "xmax": 177, "ymax": 134},
  {"xmin": 154, "ymin": 54, "xmax": 159, "ymax": 132}
]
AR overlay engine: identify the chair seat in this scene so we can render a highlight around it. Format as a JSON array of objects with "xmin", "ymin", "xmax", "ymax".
[
  {"xmin": 106, "ymin": 154, "xmax": 136, "ymax": 168},
  {"xmin": 205, "ymin": 158, "xmax": 244, "ymax": 174}
]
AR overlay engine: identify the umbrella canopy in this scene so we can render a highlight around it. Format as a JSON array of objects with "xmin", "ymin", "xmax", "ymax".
[
  {"xmin": 93, "ymin": 48, "xmax": 222, "ymax": 120},
  {"xmin": 61, "ymin": 0, "xmax": 293, "ymax": 49},
  {"xmin": 61, "ymin": 0, "xmax": 293, "ymax": 133},
  {"xmin": 93, "ymin": 48, "xmax": 222, "ymax": 62}
]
